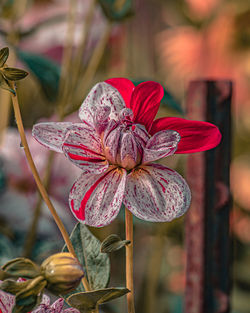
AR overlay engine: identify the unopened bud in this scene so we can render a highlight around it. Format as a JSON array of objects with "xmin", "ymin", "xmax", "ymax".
[{"xmin": 41, "ymin": 253, "xmax": 84, "ymax": 295}]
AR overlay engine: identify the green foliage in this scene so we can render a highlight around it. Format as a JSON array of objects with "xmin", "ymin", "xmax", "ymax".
[
  {"xmin": 66, "ymin": 287, "xmax": 130, "ymax": 312},
  {"xmin": 63, "ymin": 223, "xmax": 110, "ymax": 291},
  {"xmin": 100, "ymin": 234, "xmax": 130, "ymax": 253},
  {"xmin": 132, "ymin": 79, "xmax": 184, "ymax": 114},
  {"xmin": 98, "ymin": 0, "xmax": 133, "ymax": 21},
  {"xmin": 16, "ymin": 49, "xmax": 60, "ymax": 101}
]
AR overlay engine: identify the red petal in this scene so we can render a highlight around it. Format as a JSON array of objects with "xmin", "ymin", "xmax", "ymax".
[
  {"xmin": 129, "ymin": 81, "xmax": 164, "ymax": 131},
  {"xmin": 150, "ymin": 117, "xmax": 222, "ymax": 154},
  {"xmin": 105, "ymin": 78, "xmax": 135, "ymax": 108}
]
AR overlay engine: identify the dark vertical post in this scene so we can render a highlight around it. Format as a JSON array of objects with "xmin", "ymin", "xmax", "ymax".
[{"xmin": 185, "ymin": 80, "xmax": 232, "ymax": 313}]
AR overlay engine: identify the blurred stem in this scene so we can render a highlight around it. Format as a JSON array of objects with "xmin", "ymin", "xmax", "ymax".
[
  {"xmin": 71, "ymin": 0, "xmax": 97, "ymax": 88},
  {"xmin": 23, "ymin": 150, "xmax": 55, "ymax": 258},
  {"xmin": 144, "ymin": 224, "xmax": 166, "ymax": 313},
  {"xmin": 125, "ymin": 208, "xmax": 135, "ymax": 313},
  {"xmin": 9, "ymin": 83, "xmax": 90, "ymax": 292},
  {"xmin": 58, "ymin": 0, "xmax": 78, "ymax": 117},
  {"xmin": 64, "ymin": 21, "xmax": 112, "ymax": 116}
]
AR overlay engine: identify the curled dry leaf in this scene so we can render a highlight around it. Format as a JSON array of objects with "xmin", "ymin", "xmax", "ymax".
[
  {"xmin": 100, "ymin": 234, "xmax": 130, "ymax": 253},
  {"xmin": 2, "ymin": 257, "xmax": 41, "ymax": 279},
  {"xmin": 2, "ymin": 68, "xmax": 28, "ymax": 81},
  {"xmin": 66, "ymin": 287, "xmax": 130, "ymax": 312},
  {"xmin": 0, "ymin": 47, "xmax": 9, "ymax": 67}
]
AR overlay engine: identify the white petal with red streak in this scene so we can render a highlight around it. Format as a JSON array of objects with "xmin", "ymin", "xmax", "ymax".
[
  {"xmin": 69, "ymin": 167, "xmax": 127, "ymax": 227},
  {"xmin": 123, "ymin": 163, "xmax": 191, "ymax": 222},
  {"xmin": 32, "ymin": 122, "xmax": 73, "ymax": 152},
  {"xmin": 142, "ymin": 130, "xmax": 180, "ymax": 163},
  {"xmin": 79, "ymin": 82, "xmax": 125, "ymax": 125},
  {"xmin": 62, "ymin": 125, "xmax": 109, "ymax": 174}
]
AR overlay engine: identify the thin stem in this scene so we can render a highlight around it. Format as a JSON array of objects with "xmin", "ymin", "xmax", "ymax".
[
  {"xmin": 58, "ymin": 0, "xmax": 78, "ymax": 116},
  {"xmin": 23, "ymin": 150, "xmax": 54, "ymax": 258},
  {"xmin": 64, "ymin": 21, "xmax": 112, "ymax": 116},
  {"xmin": 71, "ymin": 0, "xmax": 96, "ymax": 86},
  {"xmin": 125, "ymin": 208, "xmax": 135, "ymax": 313},
  {"xmin": 10, "ymin": 84, "xmax": 90, "ymax": 292}
]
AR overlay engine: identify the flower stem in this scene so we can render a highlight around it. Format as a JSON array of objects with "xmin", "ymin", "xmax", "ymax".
[
  {"xmin": 64, "ymin": 21, "xmax": 112, "ymax": 116},
  {"xmin": 10, "ymin": 84, "xmax": 90, "ymax": 292},
  {"xmin": 23, "ymin": 150, "xmax": 54, "ymax": 258},
  {"xmin": 125, "ymin": 208, "xmax": 135, "ymax": 313}
]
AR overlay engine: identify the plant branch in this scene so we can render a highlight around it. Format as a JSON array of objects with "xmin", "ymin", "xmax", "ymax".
[
  {"xmin": 64, "ymin": 21, "xmax": 112, "ymax": 116},
  {"xmin": 125, "ymin": 208, "xmax": 135, "ymax": 313},
  {"xmin": 9, "ymin": 84, "xmax": 90, "ymax": 292},
  {"xmin": 23, "ymin": 150, "xmax": 54, "ymax": 258}
]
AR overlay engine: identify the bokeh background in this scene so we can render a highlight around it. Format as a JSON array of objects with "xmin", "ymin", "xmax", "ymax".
[{"xmin": 0, "ymin": 0, "xmax": 249, "ymax": 312}]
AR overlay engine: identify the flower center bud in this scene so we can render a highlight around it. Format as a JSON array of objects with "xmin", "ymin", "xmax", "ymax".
[{"xmin": 103, "ymin": 109, "xmax": 150, "ymax": 170}]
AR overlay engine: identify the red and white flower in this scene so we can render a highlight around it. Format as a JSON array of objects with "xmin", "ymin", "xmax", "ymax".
[{"xmin": 32, "ymin": 78, "xmax": 221, "ymax": 227}]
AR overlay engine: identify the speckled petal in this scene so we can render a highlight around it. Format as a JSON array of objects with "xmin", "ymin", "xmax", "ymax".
[
  {"xmin": 62, "ymin": 125, "xmax": 109, "ymax": 174},
  {"xmin": 79, "ymin": 82, "xmax": 126, "ymax": 126},
  {"xmin": 0, "ymin": 287, "xmax": 15, "ymax": 313},
  {"xmin": 32, "ymin": 122, "xmax": 73, "ymax": 152},
  {"xmin": 51, "ymin": 298, "xmax": 64, "ymax": 312},
  {"xmin": 123, "ymin": 163, "xmax": 191, "ymax": 222},
  {"xmin": 69, "ymin": 167, "xmax": 127, "ymax": 227},
  {"xmin": 142, "ymin": 130, "xmax": 180, "ymax": 164}
]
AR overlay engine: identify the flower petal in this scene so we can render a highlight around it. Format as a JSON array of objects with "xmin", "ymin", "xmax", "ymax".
[
  {"xmin": 79, "ymin": 82, "xmax": 126, "ymax": 126},
  {"xmin": 129, "ymin": 81, "xmax": 164, "ymax": 131},
  {"xmin": 51, "ymin": 298, "xmax": 64, "ymax": 311},
  {"xmin": 69, "ymin": 167, "xmax": 126, "ymax": 227},
  {"xmin": 150, "ymin": 117, "xmax": 222, "ymax": 153},
  {"xmin": 123, "ymin": 163, "xmax": 191, "ymax": 222},
  {"xmin": 105, "ymin": 77, "xmax": 135, "ymax": 108},
  {"xmin": 63, "ymin": 125, "xmax": 109, "ymax": 174},
  {"xmin": 32, "ymin": 122, "xmax": 73, "ymax": 152},
  {"xmin": 142, "ymin": 130, "xmax": 180, "ymax": 163}
]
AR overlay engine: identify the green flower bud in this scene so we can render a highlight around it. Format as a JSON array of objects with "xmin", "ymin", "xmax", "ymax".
[{"xmin": 41, "ymin": 253, "xmax": 84, "ymax": 295}]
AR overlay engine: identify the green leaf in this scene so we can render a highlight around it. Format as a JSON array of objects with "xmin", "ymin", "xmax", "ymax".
[
  {"xmin": 100, "ymin": 234, "xmax": 130, "ymax": 253},
  {"xmin": 98, "ymin": 0, "xmax": 133, "ymax": 21},
  {"xmin": 67, "ymin": 287, "xmax": 130, "ymax": 312},
  {"xmin": 0, "ymin": 47, "xmax": 9, "ymax": 67},
  {"xmin": 63, "ymin": 223, "xmax": 110, "ymax": 291},
  {"xmin": 2, "ymin": 257, "xmax": 41, "ymax": 278},
  {"xmin": 2, "ymin": 67, "xmax": 28, "ymax": 81},
  {"xmin": 16, "ymin": 49, "xmax": 60, "ymax": 101},
  {"xmin": 131, "ymin": 79, "xmax": 184, "ymax": 114}
]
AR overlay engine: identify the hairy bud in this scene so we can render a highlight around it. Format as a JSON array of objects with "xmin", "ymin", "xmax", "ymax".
[{"xmin": 41, "ymin": 253, "xmax": 84, "ymax": 295}]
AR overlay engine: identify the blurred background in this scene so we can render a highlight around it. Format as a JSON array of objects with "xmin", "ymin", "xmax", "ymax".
[{"xmin": 0, "ymin": 0, "xmax": 249, "ymax": 312}]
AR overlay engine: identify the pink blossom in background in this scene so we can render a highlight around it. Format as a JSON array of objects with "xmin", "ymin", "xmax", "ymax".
[
  {"xmin": 0, "ymin": 127, "xmax": 80, "ymax": 234},
  {"xmin": 185, "ymin": 0, "xmax": 222, "ymax": 18},
  {"xmin": 157, "ymin": 10, "xmax": 250, "ymax": 118},
  {"xmin": 32, "ymin": 78, "xmax": 221, "ymax": 227}
]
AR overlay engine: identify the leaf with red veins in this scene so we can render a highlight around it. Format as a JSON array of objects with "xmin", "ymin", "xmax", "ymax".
[
  {"xmin": 123, "ymin": 163, "xmax": 191, "ymax": 222},
  {"xmin": 129, "ymin": 81, "xmax": 164, "ymax": 131},
  {"xmin": 142, "ymin": 130, "xmax": 180, "ymax": 164},
  {"xmin": 62, "ymin": 126, "xmax": 109, "ymax": 174},
  {"xmin": 32, "ymin": 122, "xmax": 74, "ymax": 153},
  {"xmin": 79, "ymin": 82, "xmax": 126, "ymax": 126},
  {"xmin": 69, "ymin": 167, "xmax": 127, "ymax": 227},
  {"xmin": 150, "ymin": 117, "xmax": 222, "ymax": 153}
]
